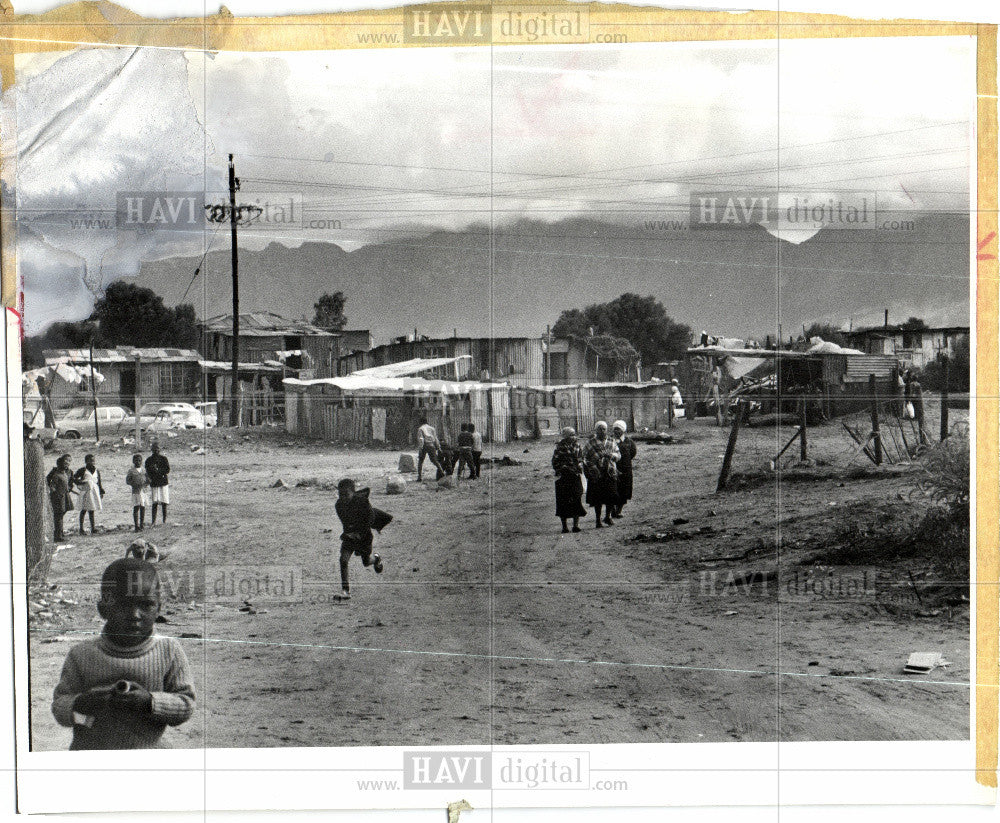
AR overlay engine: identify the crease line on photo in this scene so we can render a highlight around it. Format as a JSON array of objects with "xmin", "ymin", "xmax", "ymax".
[{"xmin": 28, "ymin": 627, "xmax": 976, "ymax": 690}]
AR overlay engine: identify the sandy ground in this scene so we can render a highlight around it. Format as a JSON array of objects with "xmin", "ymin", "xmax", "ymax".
[{"xmin": 28, "ymin": 405, "xmax": 970, "ymax": 750}]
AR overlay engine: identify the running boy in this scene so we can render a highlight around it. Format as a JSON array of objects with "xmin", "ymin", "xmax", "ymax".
[
  {"xmin": 333, "ymin": 478, "xmax": 392, "ymax": 601},
  {"xmin": 51, "ymin": 557, "xmax": 195, "ymax": 749},
  {"xmin": 125, "ymin": 453, "xmax": 150, "ymax": 532}
]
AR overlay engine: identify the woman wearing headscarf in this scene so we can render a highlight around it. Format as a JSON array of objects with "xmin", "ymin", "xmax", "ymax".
[
  {"xmin": 551, "ymin": 427, "xmax": 586, "ymax": 533},
  {"xmin": 584, "ymin": 421, "xmax": 620, "ymax": 528},
  {"xmin": 611, "ymin": 420, "xmax": 636, "ymax": 518}
]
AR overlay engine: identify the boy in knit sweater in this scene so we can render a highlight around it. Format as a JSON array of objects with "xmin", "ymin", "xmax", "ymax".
[{"xmin": 51, "ymin": 558, "xmax": 195, "ymax": 749}]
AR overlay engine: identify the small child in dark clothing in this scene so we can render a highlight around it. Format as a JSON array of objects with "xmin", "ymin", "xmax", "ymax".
[
  {"xmin": 438, "ymin": 439, "xmax": 456, "ymax": 475},
  {"xmin": 456, "ymin": 423, "xmax": 475, "ymax": 478},
  {"xmin": 51, "ymin": 557, "xmax": 195, "ymax": 749},
  {"xmin": 334, "ymin": 478, "xmax": 392, "ymax": 601}
]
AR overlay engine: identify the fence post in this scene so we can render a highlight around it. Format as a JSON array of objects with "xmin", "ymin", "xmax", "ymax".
[
  {"xmin": 940, "ymin": 355, "xmax": 950, "ymax": 441},
  {"xmin": 717, "ymin": 400, "xmax": 746, "ymax": 492},
  {"xmin": 868, "ymin": 374, "xmax": 882, "ymax": 465},
  {"xmin": 799, "ymin": 396, "xmax": 808, "ymax": 461}
]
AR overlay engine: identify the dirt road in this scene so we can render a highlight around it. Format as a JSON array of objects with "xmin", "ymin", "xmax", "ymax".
[{"xmin": 28, "ymin": 414, "xmax": 969, "ymax": 749}]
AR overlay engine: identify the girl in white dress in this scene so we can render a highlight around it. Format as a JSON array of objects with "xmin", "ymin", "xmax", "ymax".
[{"xmin": 73, "ymin": 454, "xmax": 104, "ymax": 535}]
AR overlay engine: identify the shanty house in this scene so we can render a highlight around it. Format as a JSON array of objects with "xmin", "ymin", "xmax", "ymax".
[
  {"xmin": 200, "ymin": 312, "xmax": 339, "ymax": 378},
  {"xmin": 337, "ymin": 335, "xmax": 631, "ymax": 385},
  {"xmin": 686, "ymin": 344, "xmax": 901, "ymax": 419},
  {"xmin": 41, "ymin": 348, "xmax": 202, "ymax": 410},
  {"xmin": 842, "ymin": 324, "xmax": 969, "ymax": 370},
  {"xmin": 284, "ymin": 357, "xmax": 509, "ymax": 446}
]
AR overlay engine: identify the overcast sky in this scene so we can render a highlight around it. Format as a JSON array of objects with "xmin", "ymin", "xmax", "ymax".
[{"xmin": 5, "ymin": 35, "xmax": 975, "ymax": 332}]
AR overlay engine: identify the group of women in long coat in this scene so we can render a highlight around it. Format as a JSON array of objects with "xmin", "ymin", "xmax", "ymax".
[{"xmin": 552, "ymin": 420, "xmax": 636, "ymax": 532}]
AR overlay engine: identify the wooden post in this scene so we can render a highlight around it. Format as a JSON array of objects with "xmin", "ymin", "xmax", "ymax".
[
  {"xmin": 134, "ymin": 354, "xmax": 141, "ymax": 448},
  {"xmin": 868, "ymin": 374, "xmax": 882, "ymax": 465},
  {"xmin": 799, "ymin": 395, "xmax": 808, "ymax": 461},
  {"xmin": 717, "ymin": 401, "xmax": 745, "ymax": 492},
  {"xmin": 89, "ymin": 340, "xmax": 100, "ymax": 442},
  {"xmin": 940, "ymin": 355, "xmax": 950, "ymax": 441},
  {"xmin": 228, "ymin": 154, "xmax": 241, "ymax": 428}
]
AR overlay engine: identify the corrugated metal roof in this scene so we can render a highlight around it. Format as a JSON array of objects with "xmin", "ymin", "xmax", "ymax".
[
  {"xmin": 847, "ymin": 324, "xmax": 970, "ymax": 336},
  {"xmin": 687, "ymin": 346, "xmax": 868, "ymax": 359},
  {"xmin": 537, "ymin": 381, "xmax": 670, "ymax": 390},
  {"xmin": 199, "ymin": 360, "xmax": 282, "ymax": 373},
  {"xmin": 200, "ymin": 312, "xmax": 335, "ymax": 337},
  {"xmin": 44, "ymin": 348, "xmax": 201, "ymax": 364}
]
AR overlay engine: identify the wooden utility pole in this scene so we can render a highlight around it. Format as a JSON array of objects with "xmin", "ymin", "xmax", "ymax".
[
  {"xmin": 545, "ymin": 324, "xmax": 552, "ymax": 387},
  {"xmin": 940, "ymin": 355, "xmax": 950, "ymax": 441},
  {"xmin": 134, "ymin": 354, "xmax": 141, "ymax": 447},
  {"xmin": 868, "ymin": 374, "xmax": 882, "ymax": 465},
  {"xmin": 799, "ymin": 395, "xmax": 808, "ymax": 461},
  {"xmin": 228, "ymin": 153, "xmax": 241, "ymax": 427},
  {"xmin": 88, "ymin": 338, "xmax": 100, "ymax": 441}
]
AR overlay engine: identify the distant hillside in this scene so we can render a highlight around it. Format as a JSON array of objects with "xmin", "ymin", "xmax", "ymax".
[{"xmin": 133, "ymin": 213, "xmax": 970, "ymax": 343}]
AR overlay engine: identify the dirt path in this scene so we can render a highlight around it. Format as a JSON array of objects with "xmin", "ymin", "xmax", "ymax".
[{"xmin": 28, "ymin": 418, "xmax": 969, "ymax": 750}]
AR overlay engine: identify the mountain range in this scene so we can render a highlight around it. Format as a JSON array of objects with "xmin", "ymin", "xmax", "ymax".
[{"xmin": 132, "ymin": 212, "xmax": 971, "ymax": 343}]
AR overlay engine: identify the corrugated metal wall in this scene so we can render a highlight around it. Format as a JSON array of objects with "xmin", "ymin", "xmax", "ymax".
[
  {"xmin": 285, "ymin": 391, "xmax": 298, "ymax": 433},
  {"xmin": 492, "ymin": 339, "xmax": 544, "ymax": 388},
  {"xmin": 844, "ymin": 355, "xmax": 898, "ymax": 381},
  {"xmin": 489, "ymin": 385, "xmax": 510, "ymax": 443},
  {"xmin": 302, "ymin": 336, "xmax": 336, "ymax": 378},
  {"xmin": 576, "ymin": 386, "xmax": 595, "ymax": 434},
  {"xmin": 469, "ymin": 387, "xmax": 490, "ymax": 444}
]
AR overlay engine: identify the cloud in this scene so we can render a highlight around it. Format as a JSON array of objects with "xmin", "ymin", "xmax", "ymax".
[{"xmin": 5, "ymin": 37, "xmax": 974, "ymax": 332}]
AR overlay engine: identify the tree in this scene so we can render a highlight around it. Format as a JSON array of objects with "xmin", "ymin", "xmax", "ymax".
[
  {"xmin": 901, "ymin": 316, "xmax": 928, "ymax": 330},
  {"xmin": 552, "ymin": 293, "xmax": 691, "ymax": 366},
  {"xmin": 312, "ymin": 292, "xmax": 347, "ymax": 331},
  {"xmin": 168, "ymin": 304, "xmax": 200, "ymax": 349},
  {"xmin": 803, "ymin": 322, "xmax": 846, "ymax": 346},
  {"xmin": 92, "ymin": 281, "xmax": 185, "ymax": 347},
  {"xmin": 21, "ymin": 321, "xmax": 94, "ymax": 368},
  {"xmin": 22, "ymin": 283, "xmax": 202, "ymax": 361},
  {"xmin": 921, "ymin": 335, "xmax": 970, "ymax": 393}
]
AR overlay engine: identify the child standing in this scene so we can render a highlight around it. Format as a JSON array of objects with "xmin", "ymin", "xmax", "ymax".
[
  {"xmin": 333, "ymin": 478, "xmax": 391, "ymax": 601},
  {"xmin": 51, "ymin": 557, "xmax": 195, "ymax": 749},
  {"xmin": 73, "ymin": 454, "xmax": 104, "ymax": 535},
  {"xmin": 145, "ymin": 442, "xmax": 170, "ymax": 525},
  {"xmin": 46, "ymin": 454, "xmax": 74, "ymax": 542},
  {"xmin": 469, "ymin": 423, "xmax": 483, "ymax": 479},
  {"xmin": 125, "ymin": 453, "xmax": 150, "ymax": 532},
  {"xmin": 456, "ymin": 423, "xmax": 475, "ymax": 478}
]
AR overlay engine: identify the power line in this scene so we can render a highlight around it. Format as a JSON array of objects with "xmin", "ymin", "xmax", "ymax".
[{"xmin": 179, "ymin": 221, "xmax": 226, "ymax": 303}]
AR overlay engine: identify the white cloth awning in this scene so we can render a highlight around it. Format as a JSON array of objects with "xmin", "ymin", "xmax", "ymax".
[
  {"xmin": 284, "ymin": 374, "xmax": 505, "ymax": 395},
  {"xmin": 25, "ymin": 363, "xmax": 104, "ymax": 386},
  {"xmin": 350, "ymin": 355, "xmax": 471, "ymax": 379}
]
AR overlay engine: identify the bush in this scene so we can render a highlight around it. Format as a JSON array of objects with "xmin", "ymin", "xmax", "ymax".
[
  {"xmin": 912, "ymin": 430, "xmax": 970, "ymax": 520},
  {"xmin": 920, "ymin": 337, "xmax": 970, "ymax": 392}
]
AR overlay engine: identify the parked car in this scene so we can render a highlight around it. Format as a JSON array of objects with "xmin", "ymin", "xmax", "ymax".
[
  {"xmin": 146, "ymin": 407, "xmax": 206, "ymax": 433},
  {"xmin": 125, "ymin": 402, "xmax": 201, "ymax": 431},
  {"xmin": 56, "ymin": 405, "xmax": 133, "ymax": 439},
  {"xmin": 194, "ymin": 402, "xmax": 218, "ymax": 427}
]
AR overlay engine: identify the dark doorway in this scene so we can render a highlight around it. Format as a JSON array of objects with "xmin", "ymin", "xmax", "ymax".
[{"xmin": 120, "ymin": 369, "xmax": 136, "ymax": 408}]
